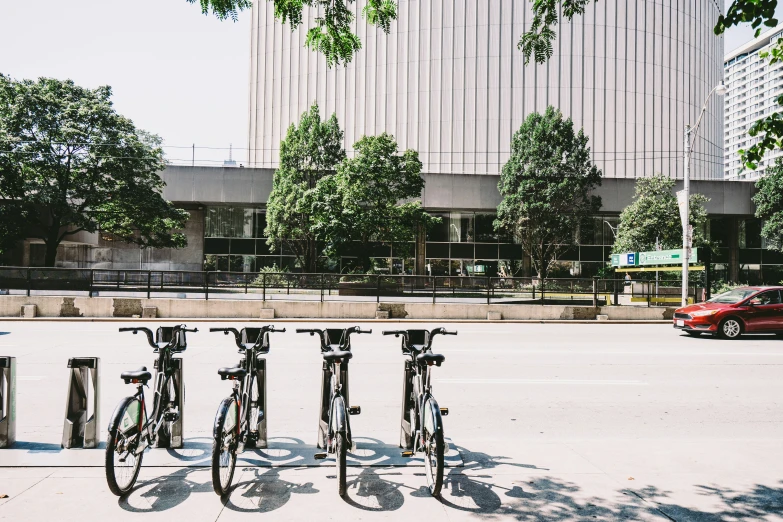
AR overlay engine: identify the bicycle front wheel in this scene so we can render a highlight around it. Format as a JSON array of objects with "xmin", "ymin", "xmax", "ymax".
[
  {"xmin": 211, "ymin": 397, "xmax": 239, "ymax": 496},
  {"xmin": 335, "ymin": 430, "xmax": 347, "ymax": 497},
  {"xmin": 422, "ymin": 399, "xmax": 445, "ymax": 497},
  {"xmin": 105, "ymin": 397, "xmax": 144, "ymax": 496}
]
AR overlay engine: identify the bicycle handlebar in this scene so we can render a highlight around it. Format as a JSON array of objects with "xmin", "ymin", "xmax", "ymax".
[
  {"xmin": 211, "ymin": 325, "xmax": 285, "ymax": 350},
  {"xmin": 119, "ymin": 324, "xmax": 196, "ymax": 350},
  {"xmin": 382, "ymin": 330, "xmax": 406, "ymax": 336}
]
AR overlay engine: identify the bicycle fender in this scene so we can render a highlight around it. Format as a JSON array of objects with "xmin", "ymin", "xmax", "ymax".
[
  {"xmin": 332, "ymin": 396, "xmax": 347, "ymax": 435},
  {"xmin": 422, "ymin": 396, "xmax": 443, "ymax": 435},
  {"xmin": 107, "ymin": 396, "xmax": 140, "ymax": 433},
  {"xmin": 213, "ymin": 397, "xmax": 238, "ymax": 439}
]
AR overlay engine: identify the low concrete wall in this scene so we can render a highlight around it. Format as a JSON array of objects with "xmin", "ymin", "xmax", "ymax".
[{"xmin": 0, "ymin": 296, "xmax": 674, "ymax": 321}]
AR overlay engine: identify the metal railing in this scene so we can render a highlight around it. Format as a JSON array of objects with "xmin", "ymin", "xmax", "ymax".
[{"xmin": 0, "ymin": 267, "xmax": 701, "ymax": 306}]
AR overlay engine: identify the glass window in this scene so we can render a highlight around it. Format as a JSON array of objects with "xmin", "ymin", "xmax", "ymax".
[
  {"xmin": 450, "ymin": 259, "xmax": 474, "ymax": 276},
  {"xmin": 427, "ymin": 213, "xmax": 450, "ymax": 242},
  {"xmin": 602, "ymin": 217, "xmax": 619, "ymax": 246},
  {"xmin": 579, "ymin": 217, "xmax": 603, "ymax": 245},
  {"xmin": 254, "ymin": 210, "xmax": 267, "ymax": 238},
  {"xmin": 426, "ymin": 259, "xmax": 449, "ymax": 276},
  {"xmin": 474, "ymin": 214, "xmax": 498, "ymax": 242},
  {"xmin": 740, "ymin": 218, "xmax": 762, "ymax": 248},
  {"xmin": 449, "ymin": 213, "xmax": 474, "ymax": 242}
]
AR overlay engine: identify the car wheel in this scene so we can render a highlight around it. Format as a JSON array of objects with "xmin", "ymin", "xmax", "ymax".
[
  {"xmin": 718, "ymin": 318, "xmax": 742, "ymax": 340},
  {"xmin": 685, "ymin": 331, "xmax": 702, "ymax": 337}
]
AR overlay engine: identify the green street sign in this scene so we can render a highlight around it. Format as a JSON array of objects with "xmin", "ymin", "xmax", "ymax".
[{"xmin": 638, "ymin": 248, "xmax": 698, "ymax": 266}]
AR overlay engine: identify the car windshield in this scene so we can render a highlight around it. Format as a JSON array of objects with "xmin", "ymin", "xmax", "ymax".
[{"xmin": 707, "ymin": 288, "xmax": 757, "ymax": 304}]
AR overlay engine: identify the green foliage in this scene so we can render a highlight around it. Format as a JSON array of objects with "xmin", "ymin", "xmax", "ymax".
[
  {"xmin": 314, "ymin": 133, "xmax": 436, "ymax": 271},
  {"xmin": 191, "ymin": 0, "xmax": 397, "ymax": 66},
  {"xmin": 251, "ymin": 264, "xmax": 293, "ymax": 287},
  {"xmin": 0, "ymin": 75, "xmax": 188, "ymax": 266},
  {"xmin": 518, "ymin": 0, "xmax": 595, "ymax": 65},
  {"xmin": 265, "ymin": 103, "xmax": 345, "ymax": 273},
  {"xmin": 612, "ymin": 175, "xmax": 711, "ymax": 255},
  {"xmin": 495, "ymin": 106, "xmax": 602, "ymax": 278},
  {"xmin": 712, "ymin": 279, "xmax": 745, "ymax": 296},
  {"xmin": 753, "ymin": 158, "xmax": 783, "ymax": 251}
]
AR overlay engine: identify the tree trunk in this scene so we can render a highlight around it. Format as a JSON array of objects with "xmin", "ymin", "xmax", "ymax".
[
  {"xmin": 307, "ymin": 238, "xmax": 318, "ymax": 273},
  {"xmin": 44, "ymin": 241, "xmax": 58, "ymax": 267}
]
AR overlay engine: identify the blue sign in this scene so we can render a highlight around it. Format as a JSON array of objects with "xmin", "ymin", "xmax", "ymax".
[{"xmin": 626, "ymin": 253, "xmax": 635, "ymax": 265}]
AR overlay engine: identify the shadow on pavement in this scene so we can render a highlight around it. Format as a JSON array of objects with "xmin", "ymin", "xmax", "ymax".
[
  {"xmin": 343, "ymin": 468, "xmax": 408, "ymax": 511},
  {"xmin": 222, "ymin": 467, "xmax": 318, "ymax": 513},
  {"xmin": 119, "ymin": 468, "xmax": 212, "ymax": 513}
]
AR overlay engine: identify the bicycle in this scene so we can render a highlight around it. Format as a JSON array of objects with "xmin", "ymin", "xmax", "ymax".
[
  {"xmin": 382, "ymin": 327, "xmax": 456, "ymax": 497},
  {"xmin": 209, "ymin": 325, "xmax": 286, "ymax": 496},
  {"xmin": 105, "ymin": 324, "xmax": 197, "ymax": 496},
  {"xmin": 295, "ymin": 326, "xmax": 372, "ymax": 497}
]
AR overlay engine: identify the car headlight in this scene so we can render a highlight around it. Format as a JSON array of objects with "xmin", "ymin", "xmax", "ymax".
[{"xmin": 691, "ymin": 309, "xmax": 718, "ymax": 317}]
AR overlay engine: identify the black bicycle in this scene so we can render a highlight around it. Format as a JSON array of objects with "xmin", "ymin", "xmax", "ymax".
[
  {"xmin": 105, "ymin": 324, "xmax": 197, "ymax": 496},
  {"xmin": 209, "ymin": 325, "xmax": 286, "ymax": 496},
  {"xmin": 382, "ymin": 328, "xmax": 456, "ymax": 496},
  {"xmin": 296, "ymin": 326, "xmax": 371, "ymax": 497}
]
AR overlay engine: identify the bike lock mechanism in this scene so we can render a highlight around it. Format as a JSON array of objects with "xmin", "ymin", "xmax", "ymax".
[
  {"xmin": 0, "ymin": 357, "xmax": 16, "ymax": 448},
  {"xmin": 61, "ymin": 357, "xmax": 100, "ymax": 449}
]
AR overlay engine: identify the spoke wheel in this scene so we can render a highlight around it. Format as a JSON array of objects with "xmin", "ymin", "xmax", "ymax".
[
  {"xmin": 719, "ymin": 318, "xmax": 742, "ymax": 339},
  {"xmin": 246, "ymin": 376, "xmax": 260, "ymax": 448},
  {"xmin": 211, "ymin": 397, "xmax": 238, "ymax": 496},
  {"xmin": 335, "ymin": 430, "xmax": 347, "ymax": 497},
  {"xmin": 423, "ymin": 402, "xmax": 445, "ymax": 497},
  {"xmin": 105, "ymin": 400, "xmax": 143, "ymax": 496}
]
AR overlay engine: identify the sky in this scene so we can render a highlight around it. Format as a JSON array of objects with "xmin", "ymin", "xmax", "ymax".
[{"xmin": 0, "ymin": 1, "xmax": 781, "ymax": 167}]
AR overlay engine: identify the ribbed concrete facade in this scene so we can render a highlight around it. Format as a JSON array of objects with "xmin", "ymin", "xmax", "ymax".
[{"xmin": 249, "ymin": 0, "xmax": 724, "ymax": 179}]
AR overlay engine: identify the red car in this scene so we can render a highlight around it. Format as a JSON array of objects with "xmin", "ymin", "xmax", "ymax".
[{"xmin": 673, "ymin": 286, "xmax": 783, "ymax": 339}]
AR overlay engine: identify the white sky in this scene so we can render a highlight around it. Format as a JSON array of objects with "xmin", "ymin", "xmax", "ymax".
[{"xmin": 0, "ymin": 1, "xmax": 779, "ymax": 166}]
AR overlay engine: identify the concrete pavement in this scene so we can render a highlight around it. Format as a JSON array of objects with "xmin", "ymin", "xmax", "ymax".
[{"xmin": 0, "ymin": 322, "xmax": 781, "ymax": 520}]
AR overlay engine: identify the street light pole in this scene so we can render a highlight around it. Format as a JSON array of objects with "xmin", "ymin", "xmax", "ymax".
[{"xmin": 681, "ymin": 82, "xmax": 726, "ymax": 307}]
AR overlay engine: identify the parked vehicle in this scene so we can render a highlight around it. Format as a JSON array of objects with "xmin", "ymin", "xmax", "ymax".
[{"xmin": 673, "ymin": 286, "xmax": 783, "ymax": 339}]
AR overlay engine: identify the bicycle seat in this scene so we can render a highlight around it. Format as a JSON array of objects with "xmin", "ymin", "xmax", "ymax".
[
  {"xmin": 121, "ymin": 367, "xmax": 151, "ymax": 384},
  {"xmin": 218, "ymin": 366, "xmax": 247, "ymax": 380},
  {"xmin": 323, "ymin": 350, "xmax": 353, "ymax": 362},
  {"xmin": 416, "ymin": 353, "xmax": 445, "ymax": 366}
]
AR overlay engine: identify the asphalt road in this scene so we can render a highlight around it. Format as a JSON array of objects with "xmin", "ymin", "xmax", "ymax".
[{"xmin": 0, "ymin": 321, "xmax": 781, "ymax": 521}]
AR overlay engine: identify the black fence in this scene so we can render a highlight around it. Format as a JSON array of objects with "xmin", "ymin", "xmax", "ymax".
[{"xmin": 0, "ymin": 267, "xmax": 702, "ymax": 306}]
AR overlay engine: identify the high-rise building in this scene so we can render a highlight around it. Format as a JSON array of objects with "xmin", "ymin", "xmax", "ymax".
[
  {"xmin": 724, "ymin": 25, "xmax": 783, "ymax": 181},
  {"xmin": 248, "ymin": 0, "xmax": 725, "ymax": 179}
]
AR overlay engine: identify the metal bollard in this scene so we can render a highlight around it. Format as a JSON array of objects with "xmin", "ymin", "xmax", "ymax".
[
  {"xmin": 0, "ymin": 357, "xmax": 16, "ymax": 448},
  {"xmin": 61, "ymin": 357, "xmax": 100, "ymax": 449}
]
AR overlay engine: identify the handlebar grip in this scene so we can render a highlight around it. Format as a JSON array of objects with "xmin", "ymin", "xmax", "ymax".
[
  {"xmin": 382, "ymin": 331, "xmax": 400, "ymax": 336},
  {"xmin": 118, "ymin": 328, "xmax": 137, "ymax": 332},
  {"xmin": 209, "ymin": 328, "xmax": 230, "ymax": 332},
  {"xmin": 445, "ymin": 330, "xmax": 458, "ymax": 335},
  {"xmin": 184, "ymin": 328, "xmax": 198, "ymax": 333},
  {"xmin": 272, "ymin": 328, "xmax": 287, "ymax": 333},
  {"xmin": 296, "ymin": 329, "xmax": 319, "ymax": 333},
  {"xmin": 357, "ymin": 328, "xmax": 372, "ymax": 334}
]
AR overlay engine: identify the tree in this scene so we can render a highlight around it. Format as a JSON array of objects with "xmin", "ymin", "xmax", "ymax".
[
  {"xmin": 188, "ymin": 0, "xmax": 397, "ymax": 66},
  {"xmin": 265, "ymin": 103, "xmax": 345, "ymax": 273},
  {"xmin": 519, "ymin": 0, "xmax": 780, "ymax": 169},
  {"xmin": 495, "ymin": 106, "xmax": 602, "ymax": 279},
  {"xmin": 754, "ymin": 159, "xmax": 783, "ymax": 251},
  {"xmin": 314, "ymin": 133, "xmax": 435, "ymax": 272},
  {"xmin": 0, "ymin": 75, "xmax": 188, "ymax": 267},
  {"xmin": 612, "ymin": 175, "xmax": 711, "ymax": 255}
]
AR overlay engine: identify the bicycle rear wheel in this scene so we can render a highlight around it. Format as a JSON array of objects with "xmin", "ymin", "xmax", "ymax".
[
  {"xmin": 422, "ymin": 399, "xmax": 445, "ymax": 497},
  {"xmin": 105, "ymin": 397, "xmax": 144, "ymax": 496},
  {"xmin": 211, "ymin": 397, "xmax": 239, "ymax": 496}
]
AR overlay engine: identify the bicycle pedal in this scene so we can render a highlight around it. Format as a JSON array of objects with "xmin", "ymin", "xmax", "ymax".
[
  {"xmin": 401, "ymin": 450, "xmax": 414, "ymax": 458},
  {"xmin": 348, "ymin": 406, "xmax": 361, "ymax": 415},
  {"xmin": 314, "ymin": 452, "xmax": 328, "ymax": 460},
  {"xmin": 440, "ymin": 407, "xmax": 449, "ymax": 416}
]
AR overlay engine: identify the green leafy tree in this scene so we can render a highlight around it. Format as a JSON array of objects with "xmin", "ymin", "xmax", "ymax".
[
  {"xmin": 315, "ymin": 133, "xmax": 435, "ymax": 272},
  {"xmin": 265, "ymin": 103, "xmax": 345, "ymax": 273},
  {"xmin": 0, "ymin": 75, "xmax": 188, "ymax": 267},
  {"xmin": 612, "ymin": 175, "xmax": 711, "ymax": 255},
  {"xmin": 754, "ymin": 158, "xmax": 783, "ymax": 251},
  {"xmin": 519, "ymin": 0, "xmax": 780, "ymax": 169},
  {"xmin": 189, "ymin": 0, "xmax": 397, "ymax": 66},
  {"xmin": 495, "ymin": 106, "xmax": 602, "ymax": 279}
]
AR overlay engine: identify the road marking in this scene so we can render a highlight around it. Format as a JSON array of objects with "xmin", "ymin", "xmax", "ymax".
[{"xmin": 437, "ymin": 378, "xmax": 648, "ymax": 386}]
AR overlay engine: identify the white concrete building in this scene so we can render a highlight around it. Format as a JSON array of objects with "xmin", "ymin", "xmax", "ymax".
[
  {"xmin": 249, "ymin": 0, "xmax": 725, "ymax": 179},
  {"xmin": 724, "ymin": 25, "xmax": 783, "ymax": 180}
]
